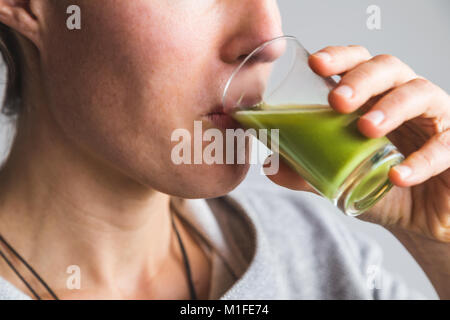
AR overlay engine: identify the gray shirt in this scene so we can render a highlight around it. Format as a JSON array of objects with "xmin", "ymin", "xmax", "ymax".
[{"xmin": 0, "ymin": 182, "xmax": 426, "ymax": 300}]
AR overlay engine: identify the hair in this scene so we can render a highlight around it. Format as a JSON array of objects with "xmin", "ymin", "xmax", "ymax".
[{"xmin": 0, "ymin": 23, "xmax": 22, "ymax": 117}]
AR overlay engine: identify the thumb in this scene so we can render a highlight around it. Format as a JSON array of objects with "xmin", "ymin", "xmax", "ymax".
[{"xmin": 263, "ymin": 154, "xmax": 319, "ymax": 194}]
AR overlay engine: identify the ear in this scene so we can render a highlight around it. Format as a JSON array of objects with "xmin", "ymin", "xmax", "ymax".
[{"xmin": 0, "ymin": 0, "xmax": 42, "ymax": 48}]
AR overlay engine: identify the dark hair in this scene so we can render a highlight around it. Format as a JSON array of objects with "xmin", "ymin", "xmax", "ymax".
[{"xmin": 0, "ymin": 23, "xmax": 22, "ymax": 117}]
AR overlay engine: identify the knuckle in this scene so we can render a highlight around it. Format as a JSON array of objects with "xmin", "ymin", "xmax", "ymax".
[
  {"xmin": 406, "ymin": 78, "xmax": 440, "ymax": 105},
  {"xmin": 436, "ymin": 129, "xmax": 450, "ymax": 151},
  {"xmin": 417, "ymin": 151, "xmax": 435, "ymax": 169},
  {"xmin": 409, "ymin": 77, "xmax": 432, "ymax": 90},
  {"xmin": 430, "ymin": 222, "xmax": 450, "ymax": 243},
  {"xmin": 343, "ymin": 67, "xmax": 371, "ymax": 86},
  {"xmin": 443, "ymin": 213, "xmax": 450, "ymax": 229},
  {"xmin": 383, "ymin": 87, "xmax": 409, "ymax": 106},
  {"xmin": 374, "ymin": 54, "xmax": 401, "ymax": 66}
]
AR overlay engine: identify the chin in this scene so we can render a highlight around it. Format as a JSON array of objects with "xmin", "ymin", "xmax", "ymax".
[{"xmin": 164, "ymin": 163, "xmax": 251, "ymax": 199}]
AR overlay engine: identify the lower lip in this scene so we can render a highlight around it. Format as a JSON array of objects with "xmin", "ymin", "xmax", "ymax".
[{"xmin": 204, "ymin": 113, "xmax": 242, "ymax": 129}]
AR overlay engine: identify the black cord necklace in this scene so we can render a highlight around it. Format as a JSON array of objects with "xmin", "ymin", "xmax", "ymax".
[
  {"xmin": 0, "ymin": 234, "xmax": 58, "ymax": 300},
  {"xmin": 170, "ymin": 204, "xmax": 198, "ymax": 300},
  {"xmin": 0, "ymin": 208, "xmax": 197, "ymax": 300}
]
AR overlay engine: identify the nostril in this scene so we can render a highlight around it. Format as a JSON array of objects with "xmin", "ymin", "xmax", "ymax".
[
  {"xmin": 237, "ymin": 54, "xmax": 251, "ymax": 64},
  {"xmin": 236, "ymin": 37, "xmax": 287, "ymax": 67}
]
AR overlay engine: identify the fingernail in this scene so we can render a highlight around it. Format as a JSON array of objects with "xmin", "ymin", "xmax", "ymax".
[
  {"xmin": 313, "ymin": 52, "xmax": 331, "ymax": 62},
  {"xmin": 394, "ymin": 165, "xmax": 412, "ymax": 180},
  {"xmin": 362, "ymin": 110, "xmax": 385, "ymax": 126},
  {"xmin": 334, "ymin": 85, "xmax": 354, "ymax": 99}
]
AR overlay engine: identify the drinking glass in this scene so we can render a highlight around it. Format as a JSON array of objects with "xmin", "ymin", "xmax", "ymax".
[{"xmin": 222, "ymin": 35, "xmax": 404, "ymax": 216}]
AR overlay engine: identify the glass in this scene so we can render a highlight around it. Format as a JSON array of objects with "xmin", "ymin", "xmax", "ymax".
[{"xmin": 222, "ymin": 35, "xmax": 404, "ymax": 216}]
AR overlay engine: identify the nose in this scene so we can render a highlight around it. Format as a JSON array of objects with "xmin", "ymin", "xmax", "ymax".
[{"xmin": 220, "ymin": 0, "xmax": 284, "ymax": 65}]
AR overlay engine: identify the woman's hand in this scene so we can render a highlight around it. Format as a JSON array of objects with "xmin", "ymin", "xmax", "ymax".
[{"xmin": 264, "ymin": 45, "xmax": 450, "ymax": 243}]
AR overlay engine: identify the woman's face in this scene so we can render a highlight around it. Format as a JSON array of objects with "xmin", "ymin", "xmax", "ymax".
[{"xmin": 38, "ymin": 0, "xmax": 283, "ymax": 198}]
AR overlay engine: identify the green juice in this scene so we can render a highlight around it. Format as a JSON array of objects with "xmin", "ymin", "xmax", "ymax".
[{"xmin": 232, "ymin": 104, "xmax": 399, "ymax": 203}]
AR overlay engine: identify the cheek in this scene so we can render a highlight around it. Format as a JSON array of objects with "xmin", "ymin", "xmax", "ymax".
[
  {"xmin": 43, "ymin": 0, "xmax": 222, "ymax": 128},
  {"xmin": 40, "ymin": 0, "xmax": 238, "ymax": 196}
]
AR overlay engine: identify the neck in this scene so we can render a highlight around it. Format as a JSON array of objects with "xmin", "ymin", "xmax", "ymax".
[{"xmin": 0, "ymin": 101, "xmax": 176, "ymax": 296}]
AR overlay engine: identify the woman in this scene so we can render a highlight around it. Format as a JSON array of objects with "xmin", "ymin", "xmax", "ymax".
[{"xmin": 0, "ymin": 0, "xmax": 448, "ymax": 300}]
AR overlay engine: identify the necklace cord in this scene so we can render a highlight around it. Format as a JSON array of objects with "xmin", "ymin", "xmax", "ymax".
[
  {"xmin": 170, "ymin": 204, "xmax": 198, "ymax": 300},
  {"xmin": 168, "ymin": 201, "xmax": 239, "ymax": 283},
  {"xmin": 0, "ymin": 204, "xmax": 199, "ymax": 301},
  {"xmin": 0, "ymin": 234, "xmax": 58, "ymax": 300},
  {"xmin": 0, "ymin": 247, "xmax": 41, "ymax": 300}
]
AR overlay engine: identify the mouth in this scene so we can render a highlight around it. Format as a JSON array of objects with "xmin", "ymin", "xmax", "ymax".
[{"xmin": 203, "ymin": 105, "xmax": 242, "ymax": 130}]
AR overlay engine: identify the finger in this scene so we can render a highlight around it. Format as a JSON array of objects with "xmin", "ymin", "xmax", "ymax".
[
  {"xmin": 358, "ymin": 78, "xmax": 450, "ymax": 138},
  {"xmin": 389, "ymin": 129, "xmax": 450, "ymax": 187},
  {"xmin": 309, "ymin": 45, "xmax": 372, "ymax": 77},
  {"xmin": 263, "ymin": 155, "xmax": 318, "ymax": 194},
  {"xmin": 329, "ymin": 54, "xmax": 417, "ymax": 113}
]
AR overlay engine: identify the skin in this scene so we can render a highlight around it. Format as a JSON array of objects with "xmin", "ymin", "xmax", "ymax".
[
  {"xmin": 0, "ymin": 0, "xmax": 282, "ymax": 299},
  {"xmin": 0, "ymin": 0, "xmax": 447, "ymax": 299}
]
